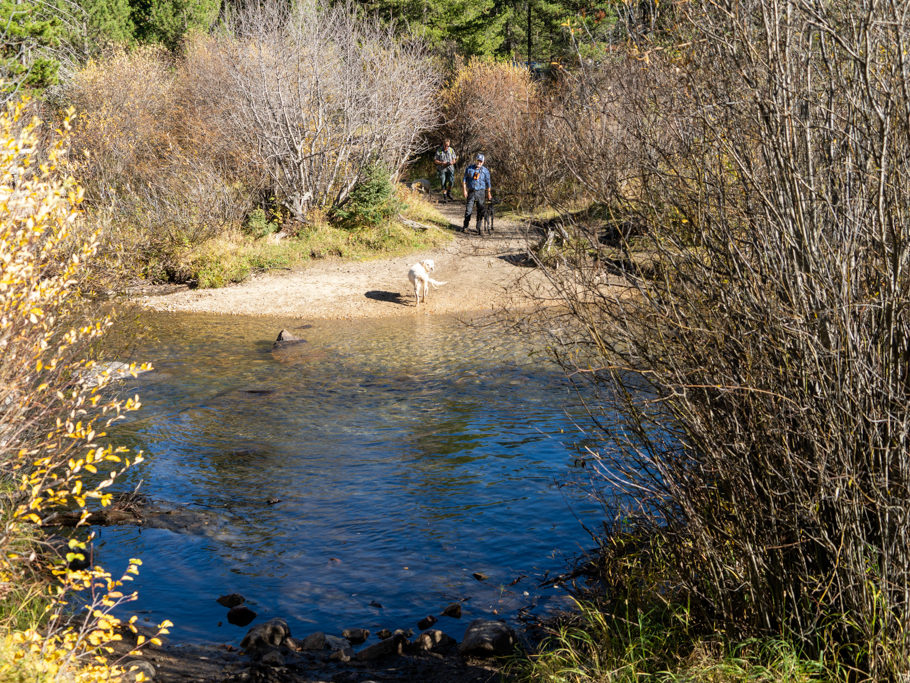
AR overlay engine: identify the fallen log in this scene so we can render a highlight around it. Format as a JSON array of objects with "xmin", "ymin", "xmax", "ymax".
[{"xmin": 397, "ymin": 215, "xmax": 445, "ymax": 231}]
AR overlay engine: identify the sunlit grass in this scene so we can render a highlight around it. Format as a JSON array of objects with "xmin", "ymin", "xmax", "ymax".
[
  {"xmin": 509, "ymin": 601, "xmax": 836, "ymax": 683},
  {"xmin": 180, "ymin": 195, "xmax": 453, "ymax": 288}
]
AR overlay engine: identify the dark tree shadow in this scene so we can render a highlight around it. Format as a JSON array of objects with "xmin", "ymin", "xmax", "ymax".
[
  {"xmin": 499, "ymin": 252, "xmax": 536, "ymax": 267},
  {"xmin": 366, "ymin": 290, "xmax": 409, "ymax": 305}
]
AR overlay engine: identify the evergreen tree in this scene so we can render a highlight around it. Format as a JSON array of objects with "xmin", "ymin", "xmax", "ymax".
[
  {"xmin": 77, "ymin": 0, "xmax": 136, "ymax": 44},
  {"xmin": 361, "ymin": 0, "xmax": 507, "ymax": 57},
  {"xmin": 132, "ymin": 0, "xmax": 220, "ymax": 49},
  {"xmin": 358, "ymin": 0, "xmax": 619, "ymax": 62},
  {"xmin": 0, "ymin": 0, "xmax": 61, "ymax": 101}
]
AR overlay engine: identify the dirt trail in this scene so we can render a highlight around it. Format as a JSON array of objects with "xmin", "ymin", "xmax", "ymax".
[{"xmin": 134, "ymin": 199, "xmax": 548, "ymax": 319}]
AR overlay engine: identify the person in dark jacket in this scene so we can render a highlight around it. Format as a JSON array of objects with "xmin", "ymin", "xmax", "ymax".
[{"xmin": 462, "ymin": 153, "xmax": 492, "ymax": 234}]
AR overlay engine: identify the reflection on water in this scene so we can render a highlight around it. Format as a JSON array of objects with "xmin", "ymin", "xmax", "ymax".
[{"xmin": 97, "ymin": 312, "xmax": 602, "ymax": 643}]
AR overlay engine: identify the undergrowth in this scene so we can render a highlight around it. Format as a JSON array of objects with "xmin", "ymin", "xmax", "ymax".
[
  {"xmin": 96, "ymin": 186, "xmax": 451, "ymax": 289},
  {"xmin": 512, "ymin": 600, "xmax": 836, "ymax": 683}
]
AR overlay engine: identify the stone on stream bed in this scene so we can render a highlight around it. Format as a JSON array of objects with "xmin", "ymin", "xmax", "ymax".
[
  {"xmin": 227, "ymin": 605, "xmax": 257, "ymax": 627},
  {"xmin": 272, "ymin": 330, "xmax": 306, "ymax": 349},
  {"xmin": 356, "ymin": 632, "xmax": 407, "ymax": 661},
  {"xmin": 415, "ymin": 629, "xmax": 457, "ymax": 653},
  {"xmin": 441, "ymin": 602, "xmax": 462, "ymax": 619},
  {"xmin": 342, "ymin": 628, "xmax": 369, "ymax": 644},
  {"xmin": 417, "ymin": 615, "xmax": 437, "ymax": 630},
  {"xmin": 121, "ymin": 658, "xmax": 156, "ymax": 682},
  {"xmin": 79, "ymin": 361, "xmax": 152, "ymax": 389},
  {"xmin": 241, "ymin": 618, "xmax": 290, "ymax": 654},
  {"xmin": 301, "ymin": 631, "xmax": 326, "ymax": 650},
  {"xmin": 217, "ymin": 593, "xmax": 246, "ymax": 608}
]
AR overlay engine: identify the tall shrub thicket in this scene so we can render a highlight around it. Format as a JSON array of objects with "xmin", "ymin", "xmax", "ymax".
[
  {"xmin": 63, "ymin": 4, "xmax": 439, "ymax": 281},
  {"xmin": 439, "ymin": 58, "xmax": 622, "ymax": 209},
  {"xmin": 0, "ymin": 100, "xmax": 168, "ymax": 679},
  {"xmin": 530, "ymin": 0, "xmax": 910, "ymax": 678},
  {"xmin": 214, "ymin": 0, "xmax": 438, "ymax": 220},
  {"xmin": 66, "ymin": 45, "xmax": 252, "ymax": 282},
  {"xmin": 440, "ymin": 59, "xmax": 543, "ymax": 206}
]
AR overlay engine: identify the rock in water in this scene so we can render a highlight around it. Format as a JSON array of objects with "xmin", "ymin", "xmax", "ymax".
[
  {"xmin": 417, "ymin": 615, "xmax": 437, "ymax": 630},
  {"xmin": 227, "ymin": 605, "xmax": 257, "ymax": 627},
  {"xmin": 441, "ymin": 603, "xmax": 462, "ymax": 619},
  {"xmin": 241, "ymin": 618, "xmax": 290, "ymax": 653},
  {"xmin": 121, "ymin": 659, "xmax": 156, "ymax": 682},
  {"xmin": 342, "ymin": 628, "xmax": 369, "ymax": 644},
  {"xmin": 324, "ymin": 634, "xmax": 349, "ymax": 651},
  {"xmin": 301, "ymin": 631, "xmax": 326, "ymax": 650},
  {"xmin": 272, "ymin": 330, "xmax": 305, "ymax": 349},
  {"xmin": 217, "ymin": 593, "xmax": 245, "ymax": 608},
  {"xmin": 416, "ymin": 629, "xmax": 456, "ymax": 652},
  {"xmin": 458, "ymin": 619, "xmax": 517, "ymax": 658},
  {"xmin": 259, "ymin": 649, "xmax": 285, "ymax": 667},
  {"xmin": 355, "ymin": 632, "xmax": 406, "ymax": 661}
]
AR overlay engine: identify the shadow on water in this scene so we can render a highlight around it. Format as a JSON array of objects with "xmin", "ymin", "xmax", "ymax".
[{"xmin": 96, "ymin": 312, "xmax": 605, "ymax": 643}]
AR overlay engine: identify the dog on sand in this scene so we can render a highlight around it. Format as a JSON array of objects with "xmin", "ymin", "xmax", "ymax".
[{"xmin": 408, "ymin": 259, "xmax": 447, "ymax": 307}]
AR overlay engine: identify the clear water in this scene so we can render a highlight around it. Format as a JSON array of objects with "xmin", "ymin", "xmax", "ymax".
[{"xmin": 95, "ymin": 312, "xmax": 603, "ymax": 644}]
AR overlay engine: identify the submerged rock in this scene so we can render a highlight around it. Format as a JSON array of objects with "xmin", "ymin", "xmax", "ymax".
[
  {"xmin": 356, "ymin": 632, "xmax": 406, "ymax": 661},
  {"xmin": 441, "ymin": 603, "xmax": 462, "ymax": 619},
  {"xmin": 416, "ymin": 629, "xmax": 456, "ymax": 652},
  {"xmin": 217, "ymin": 593, "xmax": 245, "ymax": 608},
  {"xmin": 324, "ymin": 634, "xmax": 349, "ymax": 651},
  {"xmin": 80, "ymin": 361, "xmax": 151, "ymax": 388},
  {"xmin": 227, "ymin": 606, "xmax": 257, "ymax": 627},
  {"xmin": 272, "ymin": 330, "xmax": 305, "ymax": 349},
  {"xmin": 342, "ymin": 627, "xmax": 369, "ymax": 644},
  {"xmin": 301, "ymin": 631, "xmax": 326, "ymax": 650},
  {"xmin": 417, "ymin": 615, "xmax": 437, "ymax": 630}
]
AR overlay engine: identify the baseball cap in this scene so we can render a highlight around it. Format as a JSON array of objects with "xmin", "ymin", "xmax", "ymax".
[{"xmin": 476, "ymin": 153, "xmax": 485, "ymax": 161}]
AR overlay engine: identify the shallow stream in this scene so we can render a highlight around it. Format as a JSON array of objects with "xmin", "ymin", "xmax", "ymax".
[{"xmin": 96, "ymin": 312, "xmax": 604, "ymax": 644}]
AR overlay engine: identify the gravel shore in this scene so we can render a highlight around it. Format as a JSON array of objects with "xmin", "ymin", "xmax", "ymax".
[{"xmin": 133, "ymin": 202, "xmax": 548, "ymax": 320}]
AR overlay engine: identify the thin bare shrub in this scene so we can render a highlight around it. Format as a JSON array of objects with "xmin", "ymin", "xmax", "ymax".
[
  {"xmin": 215, "ymin": 0, "xmax": 439, "ymax": 219},
  {"xmin": 530, "ymin": 0, "xmax": 910, "ymax": 677}
]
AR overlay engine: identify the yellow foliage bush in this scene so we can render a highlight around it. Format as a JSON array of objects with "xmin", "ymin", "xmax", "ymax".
[
  {"xmin": 0, "ymin": 99, "xmax": 168, "ymax": 680},
  {"xmin": 440, "ymin": 59, "xmax": 547, "ymax": 207},
  {"xmin": 442, "ymin": 59, "xmax": 537, "ymax": 152}
]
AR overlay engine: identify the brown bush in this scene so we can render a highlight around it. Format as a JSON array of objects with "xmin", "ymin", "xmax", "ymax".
[
  {"xmin": 440, "ymin": 59, "xmax": 544, "ymax": 207},
  {"xmin": 66, "ymin": 45, "xmax": 175, "ymax": 199},
  {"xmin": 526, "ymin": 0, "xmax": 910, "ymax": 678},
  {"xmin": 63, "ymin": 45, "xmax": 250, "ymax": 283}
]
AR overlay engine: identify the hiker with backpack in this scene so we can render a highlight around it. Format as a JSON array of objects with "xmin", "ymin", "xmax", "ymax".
[{"xmin": 462, "ymin": 153, "xmax": 492, "ymax": 234}]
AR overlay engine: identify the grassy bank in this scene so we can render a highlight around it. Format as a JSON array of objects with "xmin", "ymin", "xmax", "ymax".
[
  {"xmin": 91, "ymin": 186, "xmax": 452, "ymax": 290},
  {"xmin": 514, "ymin": 603, "xmax": 833, "ymax": 682}
]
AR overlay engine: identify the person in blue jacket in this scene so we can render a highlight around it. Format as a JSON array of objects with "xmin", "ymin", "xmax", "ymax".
[{"xmin": 462, "ymin": 153, "xmax": 492, "ymax": 234}]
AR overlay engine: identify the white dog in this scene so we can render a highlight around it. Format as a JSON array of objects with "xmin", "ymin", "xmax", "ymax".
[{"xmin": 407, "ymin": 259, "xmax": 447, "ymax": 307}]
